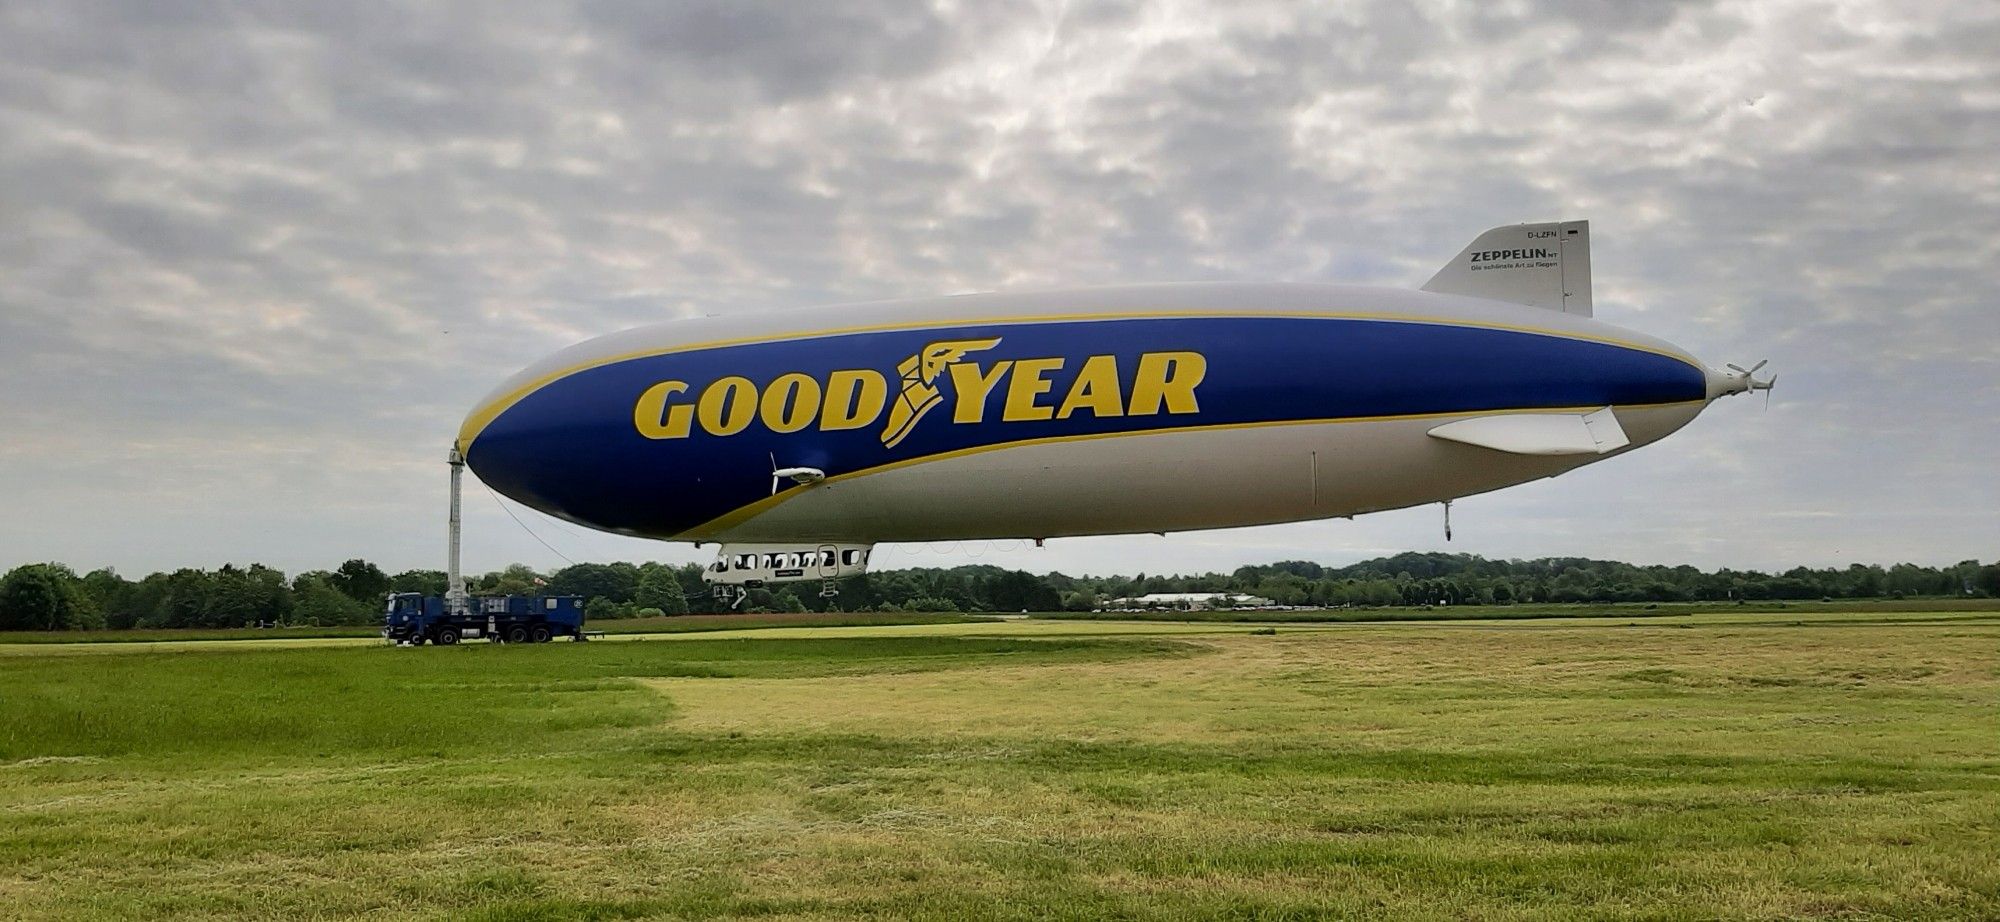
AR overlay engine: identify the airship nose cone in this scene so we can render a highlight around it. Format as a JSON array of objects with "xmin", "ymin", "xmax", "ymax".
[
  {"xmin": 456, "ymin": 374, "xmax": 618, "ymax": 529},
  {"xmin": 455, "ymin": 404, "xmax": 546, "ymax": 515},
  {"xmin": 456, "ymin": 361, "xmax": 707, "ymax": 541}
]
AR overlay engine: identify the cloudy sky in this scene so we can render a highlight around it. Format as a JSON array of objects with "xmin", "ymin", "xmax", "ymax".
[{"xmin": 2, "ymin": 0, "xmax": 1995, "ymax": 579}]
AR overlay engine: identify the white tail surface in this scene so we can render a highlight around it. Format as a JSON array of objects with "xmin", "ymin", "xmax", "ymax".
[{"xmin": 1421, "ymin": 220, "xmax": 1592, "ymax": 316}]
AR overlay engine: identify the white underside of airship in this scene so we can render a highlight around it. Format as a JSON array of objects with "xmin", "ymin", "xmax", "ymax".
[{"xmin": 707, "ymin": 402, "xmax": 1702, "ymax": 545}]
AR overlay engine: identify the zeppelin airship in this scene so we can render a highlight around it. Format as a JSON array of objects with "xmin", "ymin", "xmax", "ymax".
[{"xmin": 456, "ymin": 221, "xmax": 1771, "ymax": 601}]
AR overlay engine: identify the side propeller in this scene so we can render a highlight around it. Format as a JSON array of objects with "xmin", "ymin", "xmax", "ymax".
[{"xmin": 769, "ymin": 453, "xmax": 827, "ymax": 495}]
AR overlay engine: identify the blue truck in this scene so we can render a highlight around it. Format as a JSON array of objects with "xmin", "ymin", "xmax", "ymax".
[{"xmin": 383, "ymin": 592, "xmax": 586, "ymax": 645}]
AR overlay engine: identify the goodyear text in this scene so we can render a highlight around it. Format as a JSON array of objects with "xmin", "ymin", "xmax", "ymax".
[{"xmin": 633, "ymin": 339, "xmax": 1206, "ymax": 445}]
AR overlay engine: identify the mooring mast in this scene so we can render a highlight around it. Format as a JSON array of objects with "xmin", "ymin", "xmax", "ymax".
[{"xmin": 445, "ymin": 447, "xmax": 469, "ymax": 617}]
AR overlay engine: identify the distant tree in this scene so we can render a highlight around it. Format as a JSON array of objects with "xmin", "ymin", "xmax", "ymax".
[
  {"xmin": 390, "ymin": 569, "xmax": 448, "ymax": 596},
  {"xmin": 1, "ymin": 564, "xmax": 67, "ymax": 630},
  {"xmin": 81, "ymin": 567, "xmax": 139, "ymax": 628},
  {"xmin": 984, "ymin": 569, "xmax": 1061, "ymax": 612},
  {"xmin": 5, "ymin": 551, "xmax": 1990, "ymax": 632},
  {"xmin": 479, "ymin": 564, "xmax": 543, "ymax": 597},
  {"xmin": 584, "ymin": 596, "xmax": 631, "ymax": 621},
  {"xmin": 1976, "ymin": 563, "xmax": 2000, "ymax": 599},
  {"xmin": 607, "ymin": 562, "xmax": 640, "ymax": 598},
  {"xmin": 293, "ymin": 575, "xmax": 373, "ymax": 625},
  {"xmin": 551, "ymin": 564, "xmax": 639, "ymax": 604},
  {"xmin": 633, "ymin": 566, "xmax": 689, "ymax": 614},
  {"xmin": 144, "ymin": 569, "xmax": 204, "ymax": 628},
  {"xmin": 205, "ymin": 564, "xmax": 293, "ymax": 627},
  {"xmin": 770, "ymin": 590, "xmax": 807, "ymax": 613},
  {"xmin": 328, "ymin": 559, "xmax": 390, "ymax": 604},
  {"xmin": 0, "ymin": 564, "xmax": 102, "ymax": 631}
]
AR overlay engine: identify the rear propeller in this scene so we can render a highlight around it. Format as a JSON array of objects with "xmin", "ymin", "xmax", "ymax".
[{"xmin": 1723, "ymin": 360, "xmax": 1777, "ymax": 408}]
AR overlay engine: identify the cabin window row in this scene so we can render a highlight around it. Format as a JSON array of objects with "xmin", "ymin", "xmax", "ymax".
[{"xmin": 712, "ymin": 549, "xmax": 870, "ymax": 572}]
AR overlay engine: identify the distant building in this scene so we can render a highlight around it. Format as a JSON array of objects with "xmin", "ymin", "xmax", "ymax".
[{"xmin": 1101, "ymin": 592, "xmax": 1275, "ymax": 610}]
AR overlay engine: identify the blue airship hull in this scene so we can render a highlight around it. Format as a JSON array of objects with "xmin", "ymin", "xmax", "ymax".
[{"xmin": 460, "ymin": 290, "xmax": 1710, "ymax": 542}]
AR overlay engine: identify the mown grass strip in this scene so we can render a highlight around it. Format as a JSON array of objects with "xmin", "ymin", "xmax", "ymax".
[
  {"xmin": 0, "ymin": 612, "xmax": 994, "ymax": 645},
  {"xmin": 0, "ymin": 636, "xmax": 1191, "ymax": 762},
  {"xmin": 1045, "ymin": 597, "xmax": 2000, "ymax": 623}
]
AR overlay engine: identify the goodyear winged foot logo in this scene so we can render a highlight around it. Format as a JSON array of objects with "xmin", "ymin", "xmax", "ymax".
[
  {"xmin": 631, "ymin": 336, "xmax": 1206, "ymax": 447},
  {"xmin": 880, "ymin": 338, "xmax": 1001, "ymax": 448}
]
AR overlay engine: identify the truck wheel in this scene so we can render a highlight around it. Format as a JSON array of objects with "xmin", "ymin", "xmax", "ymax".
[
  {"xmin": 530, "ymin": 625, "xmax": 553, "ymax": 643},
  {"xmin": 435, "ymin": 626, "xmax": 460, "ymax": 645},
  {"xmin": 506, "ymin": 625, "xmax": 529, "ymax": 644},
  {"xmin": 407, "ymin": 636, "xmax": 424, "ymax": 647}
]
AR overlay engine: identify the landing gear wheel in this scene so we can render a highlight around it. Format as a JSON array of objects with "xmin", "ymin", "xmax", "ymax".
[
  {"xmin": 530, "ymin": 625, "xmax": 553, "ymax": 643},
  {"xmin": 506, "ymin": 625, "xmax": 529, "ymax": 644},
  {"xmin": 435, "ymin": 626, "xmax": 461, "ymax": 646}
]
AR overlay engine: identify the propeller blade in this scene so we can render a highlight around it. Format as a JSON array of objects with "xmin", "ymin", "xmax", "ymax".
[
  {"xmin": 1727, "ymin": 363, "xmax": 1746, "ymax": 373},
  {"xmin": 1749, "ymin": 359, "xmax": 1769, "ymax": 374}
]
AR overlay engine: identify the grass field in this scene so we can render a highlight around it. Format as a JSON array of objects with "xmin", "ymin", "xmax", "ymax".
[
  {"xmin": 3, "ymin": 612, "xmax": 1997, "ymax": 920},
  {"xmin": 0, "ymin": 612, "xmax": 995, "ymax": 646},
  {"xmin": 1049, "ymin": 597, "xmax": 2000, "ymax": 623}
]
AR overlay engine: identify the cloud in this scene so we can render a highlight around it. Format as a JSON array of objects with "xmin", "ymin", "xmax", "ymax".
[{"xmin": 1, "ymin": 0, "xmax": 1995, "ymax": 577}]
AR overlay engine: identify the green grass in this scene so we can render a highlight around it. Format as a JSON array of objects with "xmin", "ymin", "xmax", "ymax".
[
  {"xmin": 0, "ymin": 624, "xmax": 389, "ymax": 644},
  {"xmin": 592, "ymin": 611, "xmax": 993, "ymax": 634},
  {"xmin": 0, "ymin": 612, "xmax": 992, "ymax": 645},
  {"xmin": 9, "ymin": 600, "xmax": 1990, "ymax": 644},
  {"xmin": 0, "ymin": 636, "xmax": 1167, "ymax": 761},
  {"xmin": 2, "ymin": 613, "xmax": 1996, "ymax": 919},
  {"xmin": 1048, "ymin": 596, "xmax": 2000, "ymax": 623}
]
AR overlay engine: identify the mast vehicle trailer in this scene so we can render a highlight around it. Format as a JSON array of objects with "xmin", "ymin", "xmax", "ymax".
[
  {"xmin": 383, "ymin": 592, "xmax": 585, "ymax": 645},
  {"xmin": 382, "ymin": 447, "xmax": 587, "ymax": 646}
]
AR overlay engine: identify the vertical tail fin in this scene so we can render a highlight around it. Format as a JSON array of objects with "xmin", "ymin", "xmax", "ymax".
[{"xmin": 1421, "ymin": 220, "xmax": 1592, "ymax": 316}]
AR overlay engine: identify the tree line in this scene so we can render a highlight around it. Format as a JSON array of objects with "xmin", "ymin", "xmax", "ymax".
[{"xmin": 2, "ymin": 552, "xmax": 1996, "ymax": 631}]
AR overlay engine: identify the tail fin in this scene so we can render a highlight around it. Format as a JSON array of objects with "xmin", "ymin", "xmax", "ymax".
[{"xmin": 1421, "ymin": 220, "xmax": 1592, "ymax": 316}]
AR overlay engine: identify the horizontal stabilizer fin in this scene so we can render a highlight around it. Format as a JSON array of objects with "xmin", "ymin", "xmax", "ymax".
[
  {"xmin": 1427, "ymin": 408, "xmax": 1629, "ymax": 456},
  {"xmin": 1422, "ymin": 220, "xmax": 1592, "ymax": 316}
]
